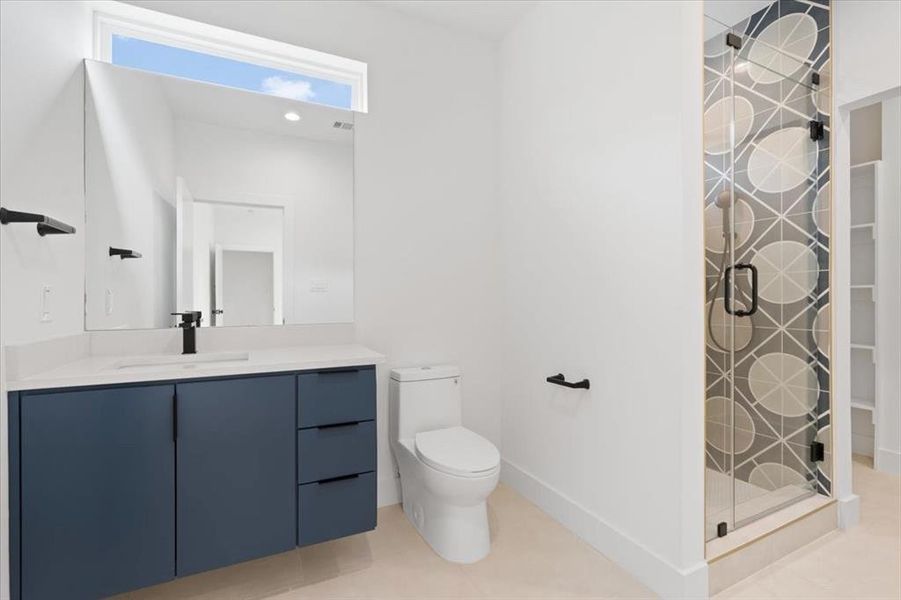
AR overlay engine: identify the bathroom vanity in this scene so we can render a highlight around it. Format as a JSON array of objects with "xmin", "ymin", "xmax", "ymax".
[{"xmin": 6, "ymin": 345, "xmax": 382, "ymax": 600}]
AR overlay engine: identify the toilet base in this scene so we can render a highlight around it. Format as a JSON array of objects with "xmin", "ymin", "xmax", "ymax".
[
  {"xmin": 394, "ymin": 440, "xmax": 498, "ymax": 564},
  {"xmin": 403, "ymin": 491, "xmax": 490, "ymax": 563}
]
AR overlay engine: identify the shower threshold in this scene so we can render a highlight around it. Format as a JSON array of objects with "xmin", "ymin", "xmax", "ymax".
[
  {"xmin": 705, "ymin": 469, "xmax": 833, "ymax": 561},
  {"xmin": 705, "ymin": 468, "xmax": 820, "ymax": 542}
]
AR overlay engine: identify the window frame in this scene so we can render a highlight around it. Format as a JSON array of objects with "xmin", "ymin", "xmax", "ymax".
[{"xmin": 90, "ymin": 1, "xmax": 368, "ymax": 112}]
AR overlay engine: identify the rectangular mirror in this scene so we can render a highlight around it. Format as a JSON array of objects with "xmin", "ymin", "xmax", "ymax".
[{"xmin": 84, "ymin": 59, "xmax": 354, "ymax": 329}]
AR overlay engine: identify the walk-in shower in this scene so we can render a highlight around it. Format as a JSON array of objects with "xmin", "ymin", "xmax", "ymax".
[{"xmin": 703, "ymin": 0, "xmax": 832, "ymax": 541}]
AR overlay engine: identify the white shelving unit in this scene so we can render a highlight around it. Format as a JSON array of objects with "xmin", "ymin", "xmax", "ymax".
[{"xmin": 849, "ymin": 161, "xmax": 879, "ymax": 455}]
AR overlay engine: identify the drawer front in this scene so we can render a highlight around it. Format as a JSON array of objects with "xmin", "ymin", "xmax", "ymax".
[
  {"xmin": 297, "ymin": 420, "xmax": 376, "ymax": 484},
  {"xmin": 298, "ymin": 471, "xmax": 376, "ymax": 546},
  {"xmin": 298, "ymin": 367, "xmax": 375, "ymax": 428}
]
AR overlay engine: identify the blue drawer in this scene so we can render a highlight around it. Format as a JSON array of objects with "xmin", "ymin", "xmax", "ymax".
[
  {"xmin": 298, "ymin": 471, "xmax": 376, "ymax": 546},
  {"xmin": 298, "ymin": 367, "xmax": 375, "ymax": 428},
  {"xmin": 298, "ymin": 420, "xmax": 376, "ymax": 484}
]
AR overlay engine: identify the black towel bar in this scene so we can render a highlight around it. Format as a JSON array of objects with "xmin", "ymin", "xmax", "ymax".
[
  {"xmin": 546, "ymin": 373, "xmax": 590, "ymax": 390},
  {"xmin": 0, "ymin": 207, "xmax": 75, "ymax": 236}
]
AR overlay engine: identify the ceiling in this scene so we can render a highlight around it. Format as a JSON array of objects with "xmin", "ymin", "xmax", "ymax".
[{"xmin": 366, "ymin": 1, "xmax": 538, "ymax": 42}]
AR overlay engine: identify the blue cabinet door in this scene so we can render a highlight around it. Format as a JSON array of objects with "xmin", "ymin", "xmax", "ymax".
[
  {"xmin": 176, "ymin": 375, "xmax": 296, "ymax": 576},
  {"xmin": 20, "ymin": 384, "xmax": 175, "ymax": 600}
]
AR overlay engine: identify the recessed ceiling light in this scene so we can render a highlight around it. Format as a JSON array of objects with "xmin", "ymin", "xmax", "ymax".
[{"xmin": 284, "ymin": 111, "xmax": 301, "ymax": 122}]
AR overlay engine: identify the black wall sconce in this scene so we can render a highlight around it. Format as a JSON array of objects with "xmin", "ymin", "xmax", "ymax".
[
  {"xmin": 109, "ymin": 246, "xmax": 142, "ymax": 259},
  {"xmin": 0, "ymin": 207, "xmax": 76, "ymax": 236}
]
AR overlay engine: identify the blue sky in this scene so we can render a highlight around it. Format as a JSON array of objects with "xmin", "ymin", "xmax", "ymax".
[{"xmin": 111, "ymin": 35, "xmax": 352, "ymax": 109}]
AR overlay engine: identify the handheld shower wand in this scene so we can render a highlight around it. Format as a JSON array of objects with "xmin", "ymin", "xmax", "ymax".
[{"xmin": 707, "ymin": 190, "xmax": 755, "ymax": 353}]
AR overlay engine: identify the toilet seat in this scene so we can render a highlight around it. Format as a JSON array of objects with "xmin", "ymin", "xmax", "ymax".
[{"xmin": 415, "ymin": 426, "xmax": 500, "ymax": 478}]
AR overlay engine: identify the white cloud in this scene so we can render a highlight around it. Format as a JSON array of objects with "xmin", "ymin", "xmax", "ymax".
[{"xmin": 260, "ymin": 76, "xmax": 316, "ymax": 101}]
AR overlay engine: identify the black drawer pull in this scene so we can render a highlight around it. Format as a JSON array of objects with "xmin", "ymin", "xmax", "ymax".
[
  {"xmin": 316, "ymin": 421, "xmax": 360, "ymax": 430},
  {"xmin": 317, "ymin": 473, "xmax": 359, "ymax": 485},
  {"xmin": 319, "ymin": 368, "xmax": 360, "ymax": 375}
]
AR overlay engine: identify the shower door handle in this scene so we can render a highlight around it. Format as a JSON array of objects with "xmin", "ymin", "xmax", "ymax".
[{"xmin": 724, "ymin": 263, "xmax": 758, "ymax": 317}]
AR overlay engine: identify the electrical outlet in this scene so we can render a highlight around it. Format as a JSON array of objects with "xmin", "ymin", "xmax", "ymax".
[{"xmin": 40, "ymin": 285, "xmax": 52, "ymax": 322}]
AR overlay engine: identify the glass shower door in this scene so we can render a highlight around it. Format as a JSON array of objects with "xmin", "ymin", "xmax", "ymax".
[{"xmin": 704, "ymin": 2, "xmax": 832, "ymax": 541}]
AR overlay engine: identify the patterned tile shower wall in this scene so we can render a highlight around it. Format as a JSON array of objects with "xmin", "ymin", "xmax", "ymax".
[{"xmin": 703, "ymin": 0, "xmax": 832, "ymax": 498}]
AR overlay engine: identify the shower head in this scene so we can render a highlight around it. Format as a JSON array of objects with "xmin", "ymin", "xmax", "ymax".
[{"xmin": 715, "ymin": 190, "xmax": 733, "ymax": 209}]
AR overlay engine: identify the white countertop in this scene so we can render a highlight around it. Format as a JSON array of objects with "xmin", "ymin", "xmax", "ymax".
[{"xmin": 5, "ymin": 344, "xmax": 385, "ymax": 391}]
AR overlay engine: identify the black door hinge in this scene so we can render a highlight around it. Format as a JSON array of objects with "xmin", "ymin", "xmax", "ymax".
[
  {"xmin": 809, "ymin": 120, "xmax": 825, "ymax": 141},
  {"xmin": 810, "ymin": 441, "xmax": 825, "ymax": 462},
  {"xmin": 717, "ymin": 522, "xmax": 728, "ymax": 538},
  {"xmin": 726, "ymin": 32, "xmax": 743, "ymax": 50}
]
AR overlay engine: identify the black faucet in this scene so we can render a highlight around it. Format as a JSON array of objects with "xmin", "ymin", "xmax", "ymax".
[{"xmin": 171, "ymin": 311, "xmax": 202, "ymax": 354}]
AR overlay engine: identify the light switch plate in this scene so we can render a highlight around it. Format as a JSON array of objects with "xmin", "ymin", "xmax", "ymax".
[{"xmin": 40, "ymin": 285, "xmax": 52, "ymax": 322}]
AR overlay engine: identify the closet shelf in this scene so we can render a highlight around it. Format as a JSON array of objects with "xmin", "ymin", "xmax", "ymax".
[{"xmin": 850, "ymin": 398, "xmax": 875, "ymax": 412}]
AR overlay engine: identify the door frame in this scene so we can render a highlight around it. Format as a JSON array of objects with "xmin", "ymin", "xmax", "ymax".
[{"xmin": 213, "ymin": 243, "xmax": 280, "ymax": 327}]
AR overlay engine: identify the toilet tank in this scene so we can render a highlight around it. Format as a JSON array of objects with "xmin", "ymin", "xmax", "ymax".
[{"xmin": 389, "ymin": 365, "xmax": 462, "ymax": 442}]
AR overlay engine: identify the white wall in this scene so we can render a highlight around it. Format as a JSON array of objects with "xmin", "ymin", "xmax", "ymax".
[
  {"xmin": 84, "ymin": 61, "xmax": 177, "ymax": 330},
  {"xmin": 496, "ymin": 2, "xmax": 706, "ymax": 597},
  {"xmin": 876, "ymin": 96, "xmax": 901, "ymax": 474},
  {"xmin": 832, "ymin": 0, "xmax": 901, "ymax": 521},
  {"xmin": 0, "ymin": 2, "xmax": 92, "ymax": 596},
  {"xmin": 176, "ymin": 119, "xmax": 351, "ymax": 324},
  {"xmin": 834, "ymin": 0, "xmax": 901, "ymax": 110}
]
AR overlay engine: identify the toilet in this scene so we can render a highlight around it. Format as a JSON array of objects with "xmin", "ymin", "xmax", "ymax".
[{"xmin": 389, "ymin": 365, "xmax": 500, "ymax": 564}]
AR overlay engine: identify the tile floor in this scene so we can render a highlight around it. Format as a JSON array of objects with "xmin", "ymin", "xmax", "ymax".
[
  {"xmin": 714, "ymin": 456, "xmax": 901, "ymax": 599},
  {"xmin": 118, "ymin": 456, "xmax": 900, "ymax": 599}
]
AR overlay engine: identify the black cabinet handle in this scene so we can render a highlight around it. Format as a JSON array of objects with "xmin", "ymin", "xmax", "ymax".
[
  {"xmin": 316, "ymin": 421, "xmax": 360, "ymax": 430},
  {"xmin": 724, "ymin": 263, "xmax": 759, "ymax": 317},
  {"xmin": 317, "ymin": 473, "xmax": 359, "ymax": 485},
  {"xmin": 172, "ymin": 392, "xmax": 178, "ymax": 442},
  {"xmin": 546, "ymin": 373, "xmax": 590, "ymax": 390},
  {"xmin": 319, "ymin": 368, "xmax": 360, "ymax": 375}
]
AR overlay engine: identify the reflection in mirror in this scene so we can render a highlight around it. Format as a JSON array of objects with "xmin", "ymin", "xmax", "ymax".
[{"xmin": 84, "ymin": 60, "xmax": 354, "ymax": 330}]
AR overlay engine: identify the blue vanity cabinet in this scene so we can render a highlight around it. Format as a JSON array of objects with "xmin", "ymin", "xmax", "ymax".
[
  {"xmin": 297, "ymin": 366, "xmax": 377, "ymax": 546},
  {"xmin": 297, "ymin": 367, "xmax": 376, "ymax": 427},
  {"xmin": 17, "ymin": 384, "xmax": 176, "ymax": 600},
  {"xmin": 8, "ymin": 364, "xmax": 378, "ymax": 599},
  {"xmin": 175, "ymin": 375, "xmax": 296, "ymax": 576}
]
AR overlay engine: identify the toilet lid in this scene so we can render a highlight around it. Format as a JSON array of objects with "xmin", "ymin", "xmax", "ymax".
[{"xmin": 414, "ymin": 426, "xmax": 500, "ymax": 478}]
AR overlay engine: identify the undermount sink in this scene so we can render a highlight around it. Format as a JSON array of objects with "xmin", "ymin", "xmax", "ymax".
[{"xmin": 112, "ymin": 351, "xmax": 251, "ymax": 370}]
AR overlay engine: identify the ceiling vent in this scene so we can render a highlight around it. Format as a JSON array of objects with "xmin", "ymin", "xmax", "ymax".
[{"xmin": 332, "ymin": 121, "xmax": 354, "ymax": 130}]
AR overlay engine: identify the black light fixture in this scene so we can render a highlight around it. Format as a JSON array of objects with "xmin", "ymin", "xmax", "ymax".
[
  {"xmin": 0, "ymin": 207, "xmax": 76, "ymax": 236},
  {"xmin": 109, "ymin": 246, "xmax": 142, "ymax": 259}
]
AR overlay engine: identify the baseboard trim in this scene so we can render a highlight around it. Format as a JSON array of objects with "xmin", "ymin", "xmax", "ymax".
[
  {"xmin": 377, "ymin": 474, "xmax": 401, "ymax": 508},
  {"xmin": 875, "ymin": 447, "xmax": 901, "ymax": 475},
  {"xmin": 501, "ymin": 459, "xmax": 708, "ymax": 599},
  {"xmin": 837, "ymin": 493, "xmax": 860, "ymax": 529}
]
